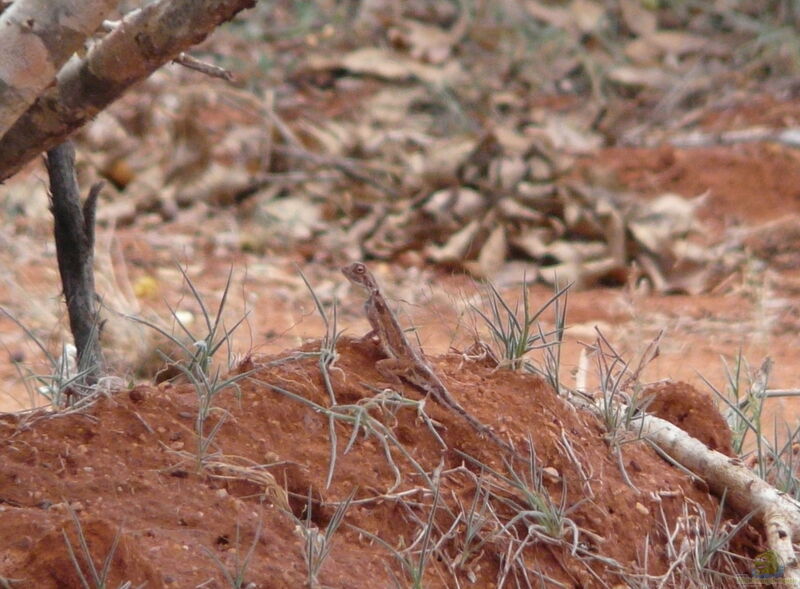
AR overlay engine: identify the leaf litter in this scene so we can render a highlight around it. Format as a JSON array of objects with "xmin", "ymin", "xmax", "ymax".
[
  {"xmin": 1, "ymin": 1, "xmax": 800, "ymax": 586},
  {"xmin": 68, "ymin": 0, "xmax": 800, "ymax": 294}
]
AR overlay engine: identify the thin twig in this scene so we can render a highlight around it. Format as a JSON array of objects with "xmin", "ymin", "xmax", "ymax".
[{"xmin": 172, "ymin": 52, "xmax": 234, "ymax": 81}]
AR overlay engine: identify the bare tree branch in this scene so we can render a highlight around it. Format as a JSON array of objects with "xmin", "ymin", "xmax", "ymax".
[
  {"xmin": 0, "ymin": 0, "xmax": 256, "ymax": 182},
  {"xmin": 0, "ymin": 0, "xmax": 118, "ymax": 137},
  {"xmin": 102, "ymin": 15, "xmax": 236, "ymax": 81},
  {"xmin": 45, "ymin": 141, "xmax": 105, "ymax": 387}
]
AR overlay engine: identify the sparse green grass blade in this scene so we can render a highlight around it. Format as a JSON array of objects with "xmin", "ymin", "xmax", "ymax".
[
  {"xmin": 61, "ymin": 505, "xmax": 139, "ymax": 589},
  {"xmin": 413, "ymin": 468, "xmax": 442, "ymax": 584},
  {"xmin": 766, "ymin": 420, "xmax": 800, "ymax": 498},
  {"xmin": 258, "ymin": 380, "xmax": 435, "ymax": 491},
  {"xmin": 293, "ymin": 488, "xmax": 356, "ymax": 587},
  {"xmin": 702, "ymin": 352, "xmax": 800, "ymax": 502},
  {"xmin": 126, "ymin": 265, "xmax": 251, "ymax": 467},
  {"xmin": 472, "ymin": 279, "xmax": 570, "ymax": 374},
  {"xmin": 455, "ymin": 477, "xmax": 493, "ymax": 568},
  {"xmin": 345, "ymin": 473, "xmax": 444, "ymax": 589},
  {"xmin": 1, "ymin": 309, "xmax": 97, "ymax": 407},
  {"xmin": 701, "ymin": 352, "xmax": 770, "ymax": 467},
  {"xmin": 298, "ymin": 267, "xmax": 346, "ymax": 488},
  {"xmin": 203, "ymin": 512, "xmax": 263, "ymax": 588},
  {"xmin": 298, "ymin": 266, "xmax": 344, "ymax": 403},
  {"xmin": 456, "ymin": 440, "xmax": 584, "ymax": 557},
  {"xmin": 1, "ymin": 306, "xmax": 59, "ymax": 367}
]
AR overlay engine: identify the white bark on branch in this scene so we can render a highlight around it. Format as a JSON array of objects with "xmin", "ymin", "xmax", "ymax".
[
  {"xmin": 640, "ymin": 413, "xmax": 800, "ymax": 580},
  {"xmin": 0, "ymin": 0, "xmax": 118, "ymax": 138},
  {"xmin": 0, "ymin": 0, "xmax": 256, "ymax": 182},
  {"xmin": 578, "ymin": 339, "xmax": 799, "ymax": 577}
]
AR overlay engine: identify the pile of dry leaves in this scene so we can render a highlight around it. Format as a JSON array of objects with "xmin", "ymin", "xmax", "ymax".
[{"xmin": 73, "ymin": 0, "xmax": 790, "ymax": 292}]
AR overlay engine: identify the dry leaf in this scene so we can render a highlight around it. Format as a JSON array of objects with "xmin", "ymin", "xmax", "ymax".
[
  {"xmin": 517, "ymin": 182, "xmax": 558, "ymax": 203},
  {"xmin": 648, "ymin": 31, "xmax": 710, "ymax": 57},
  {"xmin": 607, "ymin": 66, "xmax": 674, "ymax": 89},
  {"xmin": 489, "ymin": 156, "xmax": 529, "ymax": 189},
  {"xmin": 299, "ymin": 119, "xmax": 358, "ymax": 157},
  {"xmin": 416, "ymin": 135, "xmax": 480, "ymax": 182},
  {"xmin": 362, "ymin": 87, "xmax": 427, "ymax": 126},
  {"xmin": 388, "ymin": 12, "xmax": 468, "ymax": 65},
  {"xmin": 628, "ymin": 193, "xmax": 702, "ymax": 254},
  {"xmin": 620, "ymin": 0, "xmax": 657, "ymax": 37},
  {"xmin": 569, "ymin": 0, "xmax": 606, "ymax": 34},
  {"xmin": 363, "ymin": 210, "xmax": 418, "ymax": 258},
  {"xmin": 537, "ymin": 116, "xmax": 604, "ymax": 153},
  {"xmin": 490, "ymin": 261, "xmax": 541, "ymax": 286},
  {"xmin": 527, "ymin": 156, "xmax": 553, "ymax": 181},
  {"xmin": 595, "ymin": 197, "xmax": 627, "ymax": 266},
  {"xmin": 541, "ymin": 240, "xmax": 608, "ymax": 264},
  {"xmin": 427, "ymin": 219, "xmax": 482, "ymax": 262},
  {"xmin": 511, "ymin": 227, "xmax": 553, "ymax": 259},
  {"xmin": 339, "ymin": 47, "xmax": 464, "ymax": 86},
  {"xmin": 541, "ymin": 257, "xmax": 622, "ymax": 289},
  {"xmin": 624, "ymin": 38, "xmax": 664, "ymax": 64},
  {"xmin": 174, "ymin": 163, "xmax": 252, "ymax": 206},
  {"xmin": 475, "ymin": 224, "xmax": 508, "ymax": 279},
  {"xmin": 494, "ymin": 125, "xmax": 537, "ymax": 155},
  {"xmin": 496, "ymin": 198, "xmax": 545, "ymax": 223},
  {"xmin": 257, "ymin": 196, "xmax": 323, "ymax": 242},
  {"xmin": 422, "ymin": 187, "xmax": 487, "ymax": 221}
]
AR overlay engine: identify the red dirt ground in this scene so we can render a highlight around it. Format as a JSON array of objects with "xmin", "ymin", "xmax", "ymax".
[
  {"xmin": 3, "ymin": 96, "xmax": 800, "ymax": 586},
  {"xmin": 0, "ymin": 341, "xmax": 754, "ymax": 587}
]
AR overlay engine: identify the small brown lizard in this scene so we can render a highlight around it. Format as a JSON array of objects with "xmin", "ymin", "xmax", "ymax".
[{"xmin": 342, "ymin": 262, "xmax": 514, "ymax": 454}]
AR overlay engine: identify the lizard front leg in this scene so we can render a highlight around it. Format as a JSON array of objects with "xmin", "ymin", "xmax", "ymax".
[
  {"xmin": 376, "ymin": 358, "xmax": 442, "ymax": 411},
  {"xmin": 357, "ymin": 328, "xmax": 380, "ymax": 344},
  {"xmin": 375, "ymin": 357, "xmax": 415, "ymax": 388}
]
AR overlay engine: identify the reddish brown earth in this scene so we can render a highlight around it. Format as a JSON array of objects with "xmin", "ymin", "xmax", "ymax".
[
  {"xmin": 0, "ymin": 341, "xmax": 753, "ymax": 587},
  {"xmin": 3, "ymin": 95, "xmax": 800, "ymax": 586}
]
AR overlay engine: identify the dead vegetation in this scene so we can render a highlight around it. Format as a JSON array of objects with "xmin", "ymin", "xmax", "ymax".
[
  {"xmin": 2, "ymin": 0, "xmax": 800, "ymax": 586},
  {"xmin": 62, "ymin": 0, "xmax": 799, "ymax": 295}
]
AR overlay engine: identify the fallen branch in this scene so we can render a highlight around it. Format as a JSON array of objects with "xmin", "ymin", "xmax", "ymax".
[
  {"xmin": 172, "ymin": 52, "xmax": 235, "ymax": 82},
  {"xmin": 668, "ymin": 126, "xmax": 800, "ymax": 149},
  {"xmin": 576, "ymin": 344, "xmax": 800, "ymax": 580},
  {"xmin": 640, "ymin": 411, "xmax": 800, "ymax": 580}
]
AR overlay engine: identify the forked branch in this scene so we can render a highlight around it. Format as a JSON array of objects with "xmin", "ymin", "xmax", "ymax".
[{"xmin": 46, "ymin": 141, "xmax": 105, "ymax": 388}]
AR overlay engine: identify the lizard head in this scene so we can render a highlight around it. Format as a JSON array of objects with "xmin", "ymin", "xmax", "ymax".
[{"xmin": 341, "ymin": 262, "xmax": 376, "ymax": 291}]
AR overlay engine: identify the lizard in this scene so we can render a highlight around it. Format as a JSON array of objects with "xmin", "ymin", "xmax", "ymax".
[{"xmin": 342, "ymin": 261, "xmax": 515, "ymax": 455}]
